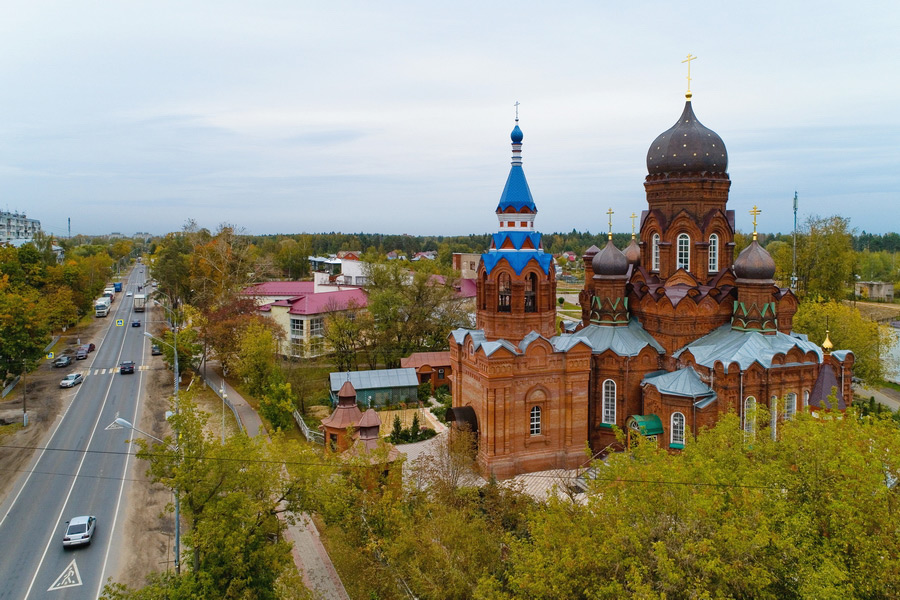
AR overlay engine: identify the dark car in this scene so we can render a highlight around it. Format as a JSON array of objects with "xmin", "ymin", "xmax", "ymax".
[
  {"xmin": 75, "ymin": 348, "xmax": 88, "ymax": 360},
  {"xmin": 63, "ymin": 515, "xmax": 96, "ymax": 547},
  {"xmin": 54, "ymin": 356, "xmax": 73, "ymax": 367},
  {"xmin": 131, "ymin": 320, "xmax": 141, "ymax": 327},
  {"xmin": 119, "ymin": 361, "xmax": 135, "ymax": 374},
  {"xmin": 85, "ymin": 343, "xmax": 96, "ymax": 352},
  {"xmin": 151, "ymin": 344, "xmax": 162, "ymax": 356}
]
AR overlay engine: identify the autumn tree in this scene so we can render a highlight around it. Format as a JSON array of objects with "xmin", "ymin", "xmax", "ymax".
[
  {"xmin": 795, "ymin": 215, "xmax": 857, "ymax": 300},
  {"xmin": 792, "ymin": 299, "xmax": 896, "ymax": 384},
  {"xmin": 234, "ymin": 319, "xmax": 284, "ymax": 397}
]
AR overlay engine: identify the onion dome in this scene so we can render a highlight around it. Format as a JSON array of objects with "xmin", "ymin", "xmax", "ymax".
[
  {"xmin": 624, "ymin": 238, "xmax": 641, "ymax": 266},
  {"xmin": 647, "ymin": 97, "xmax": 727, "ymax": 175},
  {"xmin": 592, "ymin": 239, "xmax": 628, "ymax": 277},
  {"xmin": 511, "ymin": 124, "xmax": 523, "ymax": 143},
  {"xmin": 497, "ymin": 123, "xmax": 536, "ymax": 214},
  {"xmin": 733, "ymin": 240, "xmax": 776, "ymax": 280}
]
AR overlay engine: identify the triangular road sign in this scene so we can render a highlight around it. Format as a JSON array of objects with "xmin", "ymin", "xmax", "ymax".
[{"xmin": 48, "ymin": 558, "xmax": 82, "ymax": 591}]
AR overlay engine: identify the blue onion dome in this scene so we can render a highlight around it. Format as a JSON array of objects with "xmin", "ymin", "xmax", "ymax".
[
  {"xmin": 733, "ymin": 240, "xmax": 776, "ymax": 280},
  {"xmin": 647, "ymin": 99, "xmax": 727, "ymax": 175},
  {"xmin": 511, "ymin": 124, "xmax": 523, "ymax": 143},
  {"xmin": 624, "ymin": 238, "xmax": 641, "ymax": 266},
  {"xmin": 592, "ymin": 239, "xmax": 629, "ymax": 277}
]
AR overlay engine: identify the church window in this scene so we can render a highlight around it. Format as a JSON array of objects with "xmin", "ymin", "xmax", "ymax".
[
  {"xmin": 803, "ymin": 390, "xmax": 809, "ymax": 410},
  {"xmin": 602, "ymin": 379, "xmax": 616, "ymax": 425},
  {"xmin": 507, "ymin": 221, "xmax": 515, "ymax": 227},
  {"xmin": 524, "ymin": 272, "xmax": 537, "ymax": 313},
  {"xmin": 785, "ymin": 393, "xmax": 797, "ymax": 420},
  {"xmin": 498, "ymin": 273, "xmax": 511, "ymax": 312},
  {"xmin": 770, "ymin": 396, "xmax": 778, "ymax": 440},
  {"xmin": 677, "ymin": 233, "xmax": 690, "ymax": 271},
  {"xmin": 651, "ymin": 234, "xmax": 660, "ymax": 271},
  {"xmin": 530, "ymin": 406, "xmax": 542, "ymax": 435},
  {"xmin": 708, "ymin": 234, "xmax": 719, "ymax": 272},
  {"xmin": 743, "ymin": 396, "xmax": 756, "ymax": 435},
  {"xmin": 520, "ymin": 221, "xmax": 528, "ymax": 227},
  {"xmin": 671, "ymin": 412, "xmax": 685, "ymax": 446}
]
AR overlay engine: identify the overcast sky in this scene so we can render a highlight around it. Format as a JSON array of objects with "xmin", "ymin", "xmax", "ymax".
[{"xmin": 2, "ymin": 1, "xmax": 898, "ymax": 239}]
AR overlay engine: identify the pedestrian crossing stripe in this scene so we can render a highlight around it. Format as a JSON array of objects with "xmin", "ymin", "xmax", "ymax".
[
  {"xmin": 48, "ymin": 558, "xmax": 82, "ymax": 591},
  {"xmin": 93, "ymin": 366, "xmax": 150, "ymax": 374}
]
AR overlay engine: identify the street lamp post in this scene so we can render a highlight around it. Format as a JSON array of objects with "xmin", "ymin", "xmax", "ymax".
[
  {"xmin": 113, "ymin": 417, "xmax": 181, "ymax": 574},
  {"xmin": 220, "ymin": 383, "xmax": 227, "ymax": 444},
  {"xmin": 143, "ymin": 330, "xmax": 181, "ymax": 574}
]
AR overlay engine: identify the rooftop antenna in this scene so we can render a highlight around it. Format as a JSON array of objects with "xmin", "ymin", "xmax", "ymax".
[{"xmin": 791, "ymin": 192, "xmax": 798, "ymax": 291}]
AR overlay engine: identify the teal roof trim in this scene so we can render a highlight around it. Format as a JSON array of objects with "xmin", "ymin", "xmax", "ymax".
[
  {"xmin": 497, "ymin": 165, "xmax": 536, "ymax": 212},
  {"xmin": 629, "ymin": 414, "xmax": 664, "ymax": 436},
  {"xmin": 674, "ymin": 324, "xmax": 823, "ymax": 373},
  {"xmin": 555, "ymin": 318, "xmax": 665, "ymax": 356},
  {"xmin": 642, "ymin": 367, "xmax": 716, "ymax": 401}
]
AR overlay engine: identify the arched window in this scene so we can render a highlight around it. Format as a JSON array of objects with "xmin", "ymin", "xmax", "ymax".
[
  {"xmin": 530, "ymin": 406, "xmax": 541, "ymax": 435},
  {"xmin": 481, "ymin": 271, "xmax": 488, "ymax": 310},
  {"xmin": 651, "ymin": 234, "xmax": 660, "ymax": 271},
  {"xmin": 677, "ymin": 233, "xmax": 690, "ymax": 271},
  {"xmin": 770, "ymin": 396, "xmax": 778, "ymax": 440},
  {"xmin": 602, "ymin": 379, "xmax": 616, "ymax": 425},
  {"xmin": 708, "ymin": 233, "xmax": 719, "ymax": 273},
  {"xmin": 744, "ymin": 396, "xmax": 756, "ymax": 434},
  {"xmin": 524, "ymin": 272, "xmax": 537, "ymax": 313},
  {"xmin": 803, "ymin": 390, "xmax": 809, "ymax": 410},
  {"xmin": 671, "ymin": 412, "xmax": 685, "ymax": 446},
  {"xmin": 498, "ymin": 273, "xmax": 511, "ymax": 312},
  {"xmin": 785, "ymin": 393, "xmax": 797, "ymax": 420}
]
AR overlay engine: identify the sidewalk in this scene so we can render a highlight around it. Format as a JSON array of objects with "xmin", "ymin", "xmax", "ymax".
[{"xmin": 202, "ymin": 362, "xmax": 350, "ymax": 600}]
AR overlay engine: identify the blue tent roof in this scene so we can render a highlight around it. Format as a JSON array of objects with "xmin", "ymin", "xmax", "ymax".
[
  {"xmin": 491, "ymin": 231, "xmax": 542, "ymax": 251},
  {"xmin": 497, "ymin": 166, "xmax": 535, "ymax": 212},
  {"xmin": 482, "ymin": 250, "xmax": 553, "ymax": 275}
]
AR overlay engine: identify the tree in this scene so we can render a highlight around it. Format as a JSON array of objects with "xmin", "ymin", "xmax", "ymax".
[
  {"xmin": 106, "ymin": 394, "xmax": 319, "ymax": 599},
  {"xmin": 0, "ymin": 279, "xmax": 50, "ymax": 381},
  {"xmin": 234, "ymin": 320, "xmax": 283, "ymax": 397},
  {"xmin": 323, "ymin": 299, "xmax": 366, "ymax": 372},
  {"xmin": 477, "ymin": 411, "xmax": 900, "ymax": 599},
  {"xmin": 792, "ymin": 299, "xmax": 896, "ymax": 384},
  {"xmin": 795, "ymin": 215, "xmax": 857, "ymax": 300},
  {"xmin": 260, "ymin": 381, "xmax": 296, "ymax": 431}
]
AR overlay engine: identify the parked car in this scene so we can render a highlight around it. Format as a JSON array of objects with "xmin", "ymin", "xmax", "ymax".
[
  {"xmin": 119, "ymin": 361, "xmax": 135, "ymax": 374},
  {"xmin": 75, "ymin": 348, "xmax": 88, "ymax": 360},
  {"xmin": 60, "ymin": 373, "xmax": 84, "ymax": 388},
  {"xmin": 131, "ymin": 320, "xmax": 141, "ymax": 327},
  {"xmin": 62, "ymin": 515, "xmax": 96, "ymax": 547},
  {"xmin": 54, "ymin": 356, "xmax": 73, "ymax": 367},
  {"xmin": 79, "ymin": 343, "xmax": 95, "ymax": 353},
  {"xmin": 151, "ymin": 344, "xmax": 162, "ymax": 356}
]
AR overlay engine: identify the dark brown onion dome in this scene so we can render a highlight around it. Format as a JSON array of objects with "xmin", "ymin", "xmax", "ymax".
[
  {"xmin": 733, "ymin": 240, "xmax": 776, "ymax": 280},
  {"xmin": 592, "ymin": 239, "xmax": 628, "ymax": 277},
  {"xmin": 647, "ymin": 98, "xmax": 728, "ymax": 175},
  {"xmin": 582, "ymin": 244, "xmax": 601, "ymax": 261},
  {"xmin": 624, "ymin": 238, "xmax": 641, "ymax": 266}
]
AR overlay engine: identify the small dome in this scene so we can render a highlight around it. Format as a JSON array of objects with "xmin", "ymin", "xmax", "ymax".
[
  {"xmin": 582, "ymin": 244, "xmax": 601, "ymax": 261},
  {"xmin": 733, "ymin": 240, "xmax": 776, "ymax": 280},
  {"xmin": 511, "ymin": 124, "xmax": 523, "ymax": 143},
  {"xmin": 592, "ymin": 239, "xmax": 628, "ymax": 277},
  {"xmin": 624, "ymin": 238, "xmax": 641, "ymax": 266},
  {"xmin": 647, "ymin": 100, "xmax": 728, "ymax": 175}
]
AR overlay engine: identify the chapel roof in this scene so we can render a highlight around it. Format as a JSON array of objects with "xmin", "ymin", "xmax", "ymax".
[{"xmin": 646, "ymin": 96, "xmax": 728, "ymax": 176}]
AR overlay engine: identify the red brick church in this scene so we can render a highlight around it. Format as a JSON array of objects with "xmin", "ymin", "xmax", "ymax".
[{"xmin": 448, "ymin": 90, "xmax": 854, "ymax": 479}]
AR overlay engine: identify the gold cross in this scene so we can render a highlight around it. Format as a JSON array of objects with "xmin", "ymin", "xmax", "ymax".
[
  {"xmin": 630, "ymin": 212, "xmax": 638, "ymax": 238},
  {"xmin": 682, "ymin": 53, "xmax": 697, "ymax": 94},
  {"xmin": 607, "ymin": 208, "xmax": 614, "ymax": 240},
  {"xmin": 750, "ymin": 205, "xmax": 762, "ymax": 241}
]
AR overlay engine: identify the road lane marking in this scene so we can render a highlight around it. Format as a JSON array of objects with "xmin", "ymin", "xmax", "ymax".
[
  {"xmin": 48, "ymin": 559, "xmax": 82, "ymax": 591},
  {"xmin": 23, "ymin": 269, "xmax": 144, "ymax": 600}
]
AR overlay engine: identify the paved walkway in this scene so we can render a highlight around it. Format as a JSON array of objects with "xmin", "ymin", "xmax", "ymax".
[{"xmin": 202, "ymin": 362, "xmax": 350, "ymax": 600}]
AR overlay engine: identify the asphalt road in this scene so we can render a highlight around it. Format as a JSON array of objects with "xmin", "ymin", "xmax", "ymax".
[{"xmin": 0, "ymin": 267, "xmax": 151, "ymax": 599}]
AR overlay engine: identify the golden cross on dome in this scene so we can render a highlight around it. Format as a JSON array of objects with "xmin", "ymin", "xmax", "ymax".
[
  {"xmin": 682, "ymin": 53, "xmax": 697, "ymax": 97},
  {"xmin": 514, "ymin": 101, "xmax": 520, "ymax": 122},
  {"xmin": 750, "ymin": 205, "xmax": 762, "ymax": 241},
  {"xmin": 606, "ymin": 208, "xmax": 614, "ymax": 240},
  {"xmin": 630, "ymin": 212, "xmax": 638, "ymax": 238}
]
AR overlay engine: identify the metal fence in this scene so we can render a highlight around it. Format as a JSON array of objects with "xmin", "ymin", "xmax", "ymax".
[
  {"xmin": 294, "ymin": 410, "xmax": 324, "ymax": 445},
  {"xmin": 208, "ymin": 378, "xmax": 244, "ymax": 434}
]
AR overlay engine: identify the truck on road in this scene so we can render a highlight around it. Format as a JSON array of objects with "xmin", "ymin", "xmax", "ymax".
[
  {"xmin": 104, "ymin": 287, "xmax": 116, "ymax": 303},
  {"xmin": 113, "ymin": 282, "xmax": 123, "ymax": 292},
  {"xmin": 133, "ymin": 293, "xmax": 146, "ymax": 312},
  {"xmin": 95, "ymin": 297, "xmax": 111, "ymax": 317}
]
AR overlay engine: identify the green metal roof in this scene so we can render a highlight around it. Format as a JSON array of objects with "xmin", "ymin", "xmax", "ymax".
[{"xmin": 628, "ymin": 414, "xmax": 663, "ymax": 436}]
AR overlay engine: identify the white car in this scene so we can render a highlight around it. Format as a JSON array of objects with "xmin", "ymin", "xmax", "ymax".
[
  {"xmin": 63, "ymin": 515, "xmax": 96, "ymax": 547},
  {"xmin": 126, "ymin": 291, "xmax": 133, "ymax": 297},
  {"xmin": 60, "ymin": 373, "xmax": 84, "ymax": 388}
]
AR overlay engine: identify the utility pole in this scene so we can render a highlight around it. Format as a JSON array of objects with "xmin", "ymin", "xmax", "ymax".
[
  {"xmin": 22, "ymin": 359, "xmax": 28, "ymax": 427},
  {"xmin": 791, "ymin": 191, "xmax": 798, "ymax": 292}
]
